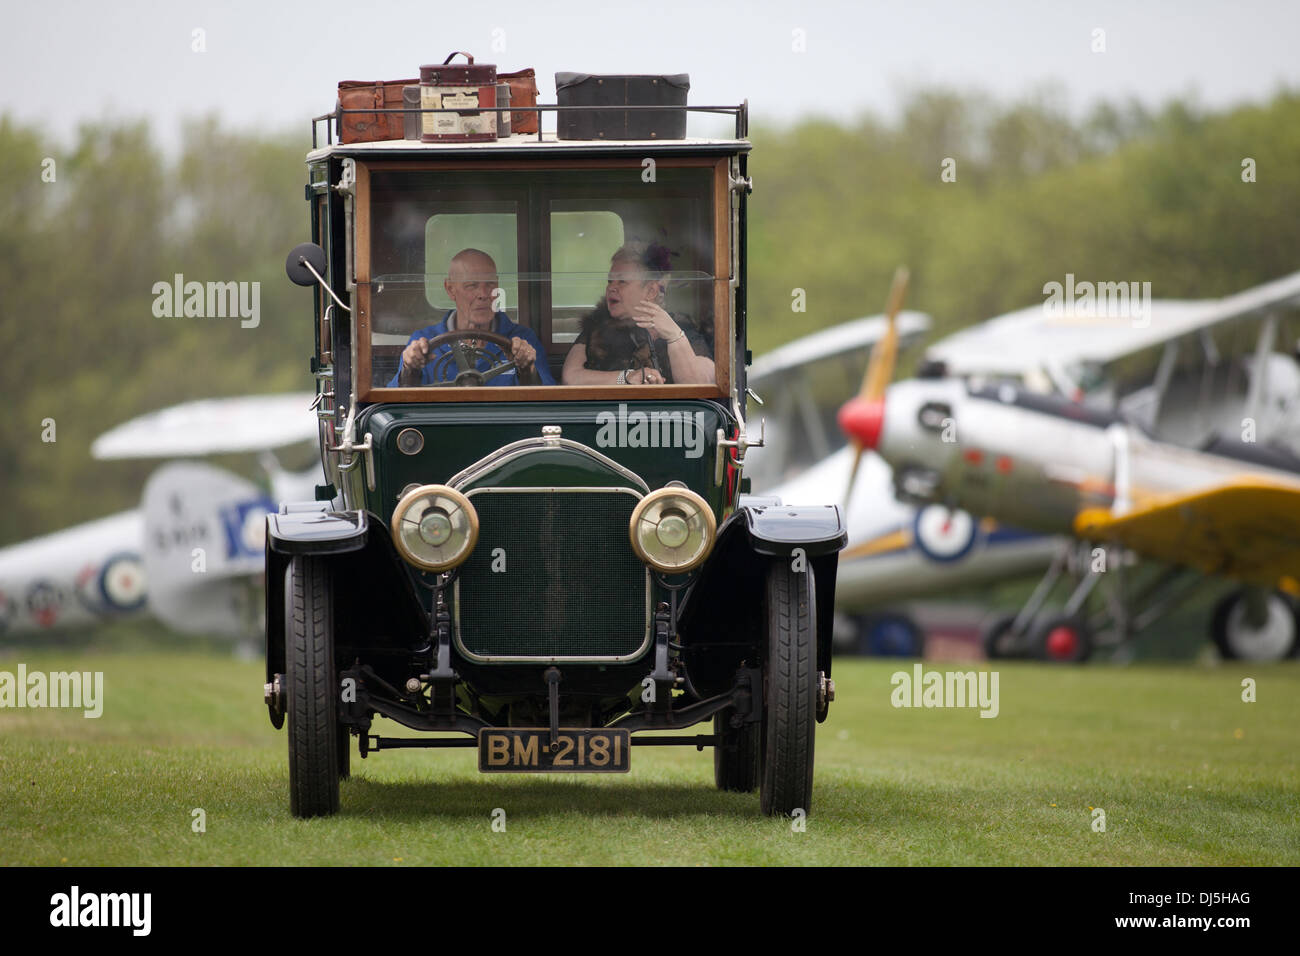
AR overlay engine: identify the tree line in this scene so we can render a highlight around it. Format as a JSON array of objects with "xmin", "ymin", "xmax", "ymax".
[{"xmin": 1, "ymin": 88, "xmax": 1298, "ymax": 541}]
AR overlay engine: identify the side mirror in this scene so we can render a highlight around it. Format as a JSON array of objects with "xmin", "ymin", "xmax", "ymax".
[
  {"xmin": 285, "ymin": 242, "xmax": 328, "ymax": 287},
  {"xmin": 285, "ymin": 242, "xmax": 351, "ymax": 313}
]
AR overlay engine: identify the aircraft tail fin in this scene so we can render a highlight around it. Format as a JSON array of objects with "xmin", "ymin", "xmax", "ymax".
[{"xmin": 141, "ymin": 462, "xmax": 275, "ymax": 638}]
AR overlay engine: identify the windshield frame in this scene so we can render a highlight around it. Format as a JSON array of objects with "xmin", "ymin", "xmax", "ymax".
[{"xmin": 352, "ymin": 156, "xmax": 733, "ymax": 403}]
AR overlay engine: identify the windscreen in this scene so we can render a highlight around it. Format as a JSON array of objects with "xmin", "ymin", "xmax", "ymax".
[{"xmin": 362, "ymin": 164, "xmax": 726, "ymax": 393}]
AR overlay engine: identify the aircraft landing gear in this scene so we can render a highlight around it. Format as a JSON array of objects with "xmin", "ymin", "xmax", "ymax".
[
  {"xmin": 981, "ymin": 541, "xmax": 1106, "ymax": 661},
  {"xmin": 983, "ymin": 611, "xmax": 1093, "ymax": 662},
  {"xmin": 1211, "ymin": 588, "xmax": 1300, "ymax": 660},
  {"xmin": 1031, "ymin": 615, "xmax": 1093, "ymax": 663},
  {"xmin": 984, "ymin": 539, "xmax": 1202, "ymax": 663},
  {"xmin": 981, "ymin": 614, "xmax": 1019, "ymax": 660},
  {"xmin": 988, "ymin": 540, "xmax": 1300, "ymax": 663},
  {"xmin": 858, "ymin": 612, "xmax": 925, "ymax": 657}
]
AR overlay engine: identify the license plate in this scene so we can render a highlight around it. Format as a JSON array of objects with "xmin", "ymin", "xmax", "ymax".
[{"xmin": 477, "ymin": 728, "xmax": 631, "ymax": 773}]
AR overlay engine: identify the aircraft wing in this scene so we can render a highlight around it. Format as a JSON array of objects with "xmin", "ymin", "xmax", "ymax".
[
  {"xmin": 1074, "ymin": 479, "xmax": 1300, "ymax": 586},
  {"xmin": 749, "ymin": 311, "xmax": 931, "ymax": 386},
  {"xmin": 926, "ymin": 269, "xmax": 1300, "ymax": 379},
  {"xmin": 91, "ymin": 393, "xmax": 317, "ymax": 460},
  {"xmin": 745, "ymin": 312, "xmax": 931, "ymax": 490}
]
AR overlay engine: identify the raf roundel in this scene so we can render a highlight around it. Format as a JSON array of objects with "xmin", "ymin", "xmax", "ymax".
[
  {"xmin": 99, "ymin": 552, "xmax": 148, "ymax": 612},
  {"xmin": 912, "ymin": 504, "xmax": 979, "ymax": 563}
]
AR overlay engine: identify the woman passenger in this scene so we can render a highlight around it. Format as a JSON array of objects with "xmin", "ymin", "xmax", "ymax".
[{"xmin": 561, "ymin": 242, "xmax": 714, "ymax": 385}]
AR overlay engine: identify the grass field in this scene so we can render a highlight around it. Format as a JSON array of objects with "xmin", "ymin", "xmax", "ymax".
[{"xmin": 1, "ymin": 645, "xmax": 1296, "ymax": 866}]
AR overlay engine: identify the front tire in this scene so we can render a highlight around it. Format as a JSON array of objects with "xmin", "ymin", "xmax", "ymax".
[
  {"xmin": 714, "ymin": 708, "xmax": 759, "ymax": 792},
  {"xmin": 286, "ymin": 555, "xmax": 340, "ymax": 818},
  {"xmin": 337, "ymin": 724, "xmax": 351, "ymax": 780},
  {"xmin": 759, "ymin": 561, "xmax": 817, "ymax": 817}
]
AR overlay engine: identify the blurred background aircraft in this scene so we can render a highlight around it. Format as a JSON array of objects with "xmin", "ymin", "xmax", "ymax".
[
  {"xmin": 4, "ymin": 1, "xmax": 1300, "ymax": 664},
  {"xmin": 838, "ymin": 269, "xmax": 1300, "ymax": 662},
  {"xmin": 15, "ymin": 267, "xmax": 1297, "ymax": 665},
  {"xmin": 747, "ymin": 311, "xmax": 1060, "ymax": 655},
  {"xmin": 0, "ymin": 396, "xmax": 319, "ymax": 643}
]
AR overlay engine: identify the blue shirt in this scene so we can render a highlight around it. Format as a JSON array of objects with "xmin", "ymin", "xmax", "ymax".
[{"xmin": 388, "ymin": 311, "xmax": 556, "ymax": 386}]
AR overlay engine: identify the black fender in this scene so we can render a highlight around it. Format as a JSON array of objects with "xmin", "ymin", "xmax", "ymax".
[
  {"xmin": 264, "ymin": 506, "xmax": 427, "ymax": 720},
  {"xmin": 677, "ymin": 499, "xmax": 844, "ymax": 702},
  {"xmin": 267, "ymin": 504, "xmax": 369, "ymax": 555},
  {"xmin": 732, "ymin": 495, "xmax": 846, "ymax": 558}
]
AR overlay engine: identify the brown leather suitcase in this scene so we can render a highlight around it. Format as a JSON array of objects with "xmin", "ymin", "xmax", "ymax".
[
  {"xmin": 419, "ymin": 54, "xmax": 497, "ymax": 142},
  {"xmin": 337, "ymin": 79, "xmax": 418, "ymax": 144},
  {"xmin": 499, "ymin": 68, "xmax": 539, "ymax": 134}
]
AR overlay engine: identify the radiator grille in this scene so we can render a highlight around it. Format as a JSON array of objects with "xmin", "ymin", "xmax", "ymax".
[{"xmin": 454, "ymin": 489, "xmax": 649, "ymax": 659}]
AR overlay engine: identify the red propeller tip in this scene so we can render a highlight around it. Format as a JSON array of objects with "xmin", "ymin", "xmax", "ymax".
[{"xmin": 838, "ymin": 397, "xmax": 885, "ymax": 449}]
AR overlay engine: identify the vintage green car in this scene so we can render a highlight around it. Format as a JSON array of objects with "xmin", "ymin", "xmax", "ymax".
[{"xmin": 265, "ymin": 94, "xmax": 845, "ymax": 818}]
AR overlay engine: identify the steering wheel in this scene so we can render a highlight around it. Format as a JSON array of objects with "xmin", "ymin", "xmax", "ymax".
[{"xmin": 423, "ymin": 329, "xmax": 518, "ymax": 386}]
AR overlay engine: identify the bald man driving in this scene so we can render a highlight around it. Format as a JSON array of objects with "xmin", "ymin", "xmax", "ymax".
[{"xmin": 389, "ymin": 248, "xmax": 556, "ymax": 387}]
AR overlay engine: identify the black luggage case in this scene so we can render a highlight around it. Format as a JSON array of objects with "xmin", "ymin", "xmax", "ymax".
[{"xmin": 555, "ymin": 73, "xmax": 689, "ymax": 140}]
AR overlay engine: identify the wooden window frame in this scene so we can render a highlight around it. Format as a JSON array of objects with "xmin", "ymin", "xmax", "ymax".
[{"xmin": 353, "ymin": 156, "xmax": 731, "ymax": 403}]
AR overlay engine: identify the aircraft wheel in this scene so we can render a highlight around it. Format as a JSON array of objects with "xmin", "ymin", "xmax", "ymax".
[
  {"xmin": 286, "ymin": 555, "xmax": 341, "ymax": 817},
  {"xmin": 1211, "ymin": 589, "xmax": 1299, "ymax": 661},
  {"xmin": 862, "ymin": 613, "xmax": 925, "ymax": 657},
  {"xmin": 759, "ymin": 561, "xmax": 817, "ymax": 817},
  {"xmin": 1031, "ymin": 615, "xmax": 1092, "ymax": 663},
  {"xmin": 982, "ymin": 614, "xmax": 1021, "ymax": 660}
]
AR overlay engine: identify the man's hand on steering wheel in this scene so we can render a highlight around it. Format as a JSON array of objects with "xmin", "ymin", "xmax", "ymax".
[
  {"xmin": 398, "ymin": 336, "xmax": 432, "ymax": 386},
  {"xmin": 508, "ymin": 336, "xmax": 537, "ymax": 376},
  {"xmin": 401, "ymin": 329, "xmax": 542, "ymax": 386}
]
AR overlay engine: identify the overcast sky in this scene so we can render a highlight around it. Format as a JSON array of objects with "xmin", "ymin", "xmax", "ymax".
[{"xmin": 3, "ymin": 0, "xmax": 1299, "ymax": 149}]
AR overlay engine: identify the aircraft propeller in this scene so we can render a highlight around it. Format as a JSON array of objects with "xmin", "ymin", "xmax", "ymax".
[{"xmin": 838, "ymin": 266, "xmax": 910, "ymax": 517}]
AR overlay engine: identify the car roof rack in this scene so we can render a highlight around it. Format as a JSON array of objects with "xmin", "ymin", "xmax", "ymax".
[{"xmin": 311, "ymin": 101, "xmax": 750, "ymax": 150}]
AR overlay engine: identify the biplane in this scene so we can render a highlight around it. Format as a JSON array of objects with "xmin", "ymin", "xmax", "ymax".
[
  {"xmin": 0, "ymin": 395, "xmax": 320, "ymax": 642},
  {"xmin": 839, "ymin": 268, "xmax": 1300, "ymax": 661}
]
